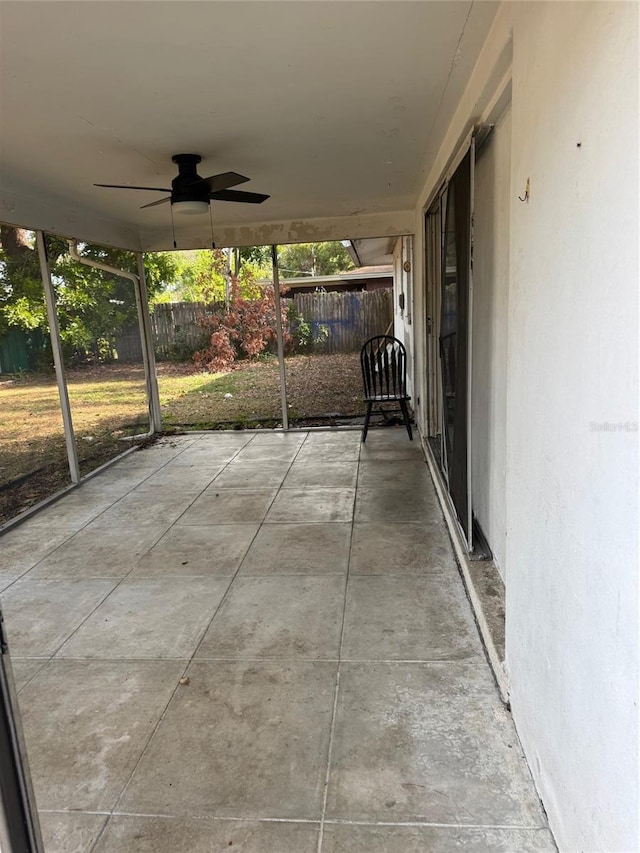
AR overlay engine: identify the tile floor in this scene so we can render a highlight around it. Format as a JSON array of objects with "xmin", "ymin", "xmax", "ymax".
[{"xmin": 1, "ymin": 429, "xmax": 557, "ymax": 852}]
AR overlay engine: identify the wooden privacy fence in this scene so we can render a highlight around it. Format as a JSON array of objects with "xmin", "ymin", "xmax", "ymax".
[
  {"xmin": 114, "ymin": 289, "xmax": 393, "ymax": 361},
  {"xmin": 115, "ymin": 302, "xmax": 215, "ymax": 362},
  {"xmin": 149, "ymin": 301, "xmax": 213, "ymax": 359},
  {"xmin": 289, "ymin": 289, "xmax": 392, "ymax": 354}
]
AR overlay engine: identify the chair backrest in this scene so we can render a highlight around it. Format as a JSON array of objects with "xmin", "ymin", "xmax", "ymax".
[{"xmin": 360, "ymin": 335, "xmax": 408, "ymax": 399}]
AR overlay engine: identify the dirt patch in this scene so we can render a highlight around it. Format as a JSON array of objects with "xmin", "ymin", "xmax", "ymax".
[{"xmin": 162, "ymin": 353, "xmax": 366, "ymax": 428}]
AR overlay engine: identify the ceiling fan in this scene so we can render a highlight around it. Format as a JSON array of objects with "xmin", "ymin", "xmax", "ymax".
[{"xmin": 95, "ymin": 153, "xmax": 269, "ymax": 215}]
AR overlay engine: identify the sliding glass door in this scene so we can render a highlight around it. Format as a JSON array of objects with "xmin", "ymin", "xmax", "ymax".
[
  {"xmin": 440, "ymin": 149, "xmax": 472, "ymax": 538},
  {"xmin": 425, "ymin": 143, "xmax": 475, "ymax": 545}
]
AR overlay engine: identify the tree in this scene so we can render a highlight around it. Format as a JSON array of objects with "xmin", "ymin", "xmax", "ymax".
[
  {"xmin": 153, "ymin": 249, "xmax": 227, "ymax": 304},
  {"xmin": 0, "ymin": 227, "xmax": 47, "ymax": 335},
  {"xmin": 151, "ymin": 247, "xmax": 272, "ymax": 305},
  {"xmin": 277, "ymin": 241, "xmax": 355, "ymax": 278},
  {"xmin": 194, "ymin": 270, "xmax": 290, "ymax": 373},
  {"xmin": 0, "ymin": 227, "xmax": 179, "ymax": 363},
  {"xmin": 51, "ymin": 241, "xmax": 177, "ymax": 360}
]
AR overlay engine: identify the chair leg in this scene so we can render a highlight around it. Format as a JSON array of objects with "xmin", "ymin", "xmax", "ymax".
[
  {"xmin": 400, "ymin": 400, "xmax": 413, "ymax": 441},
  {"xmin": 362, "ymin": 402, "xmax": 373, "ymax": 443}
]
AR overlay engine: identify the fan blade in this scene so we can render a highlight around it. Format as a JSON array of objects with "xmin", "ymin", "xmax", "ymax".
[
  {"xmin": 94, "ymin": 183, "xmax": 171, "ymax": 192},
  {"xmin": 140, "ymin": 197, "xmax": 171, "ymax": 209},
  {"xmin": 209, "ymin": 189, "xmax": 270, "ymax": 204},
  {"xmin": 199, "ymin": 171, "xmax": 250, "ymax": 192}
]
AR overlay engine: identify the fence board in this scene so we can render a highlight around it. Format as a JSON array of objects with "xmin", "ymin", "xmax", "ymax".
[
  {"xmin": 290, "ymin": 289, "xmax": 392, "ymax": 353},
  {"xmin": 114, "ymin": 290, "xmax": 393, "ymax": 361},
  {"xmin": 115, "ymin": 301, "xmax": 216, "ymax": 362}
]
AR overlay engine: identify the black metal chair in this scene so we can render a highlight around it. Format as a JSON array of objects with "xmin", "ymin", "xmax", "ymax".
[{"xmin": 360, "ymin": 335, "xmax": 413, "ymax": 442}]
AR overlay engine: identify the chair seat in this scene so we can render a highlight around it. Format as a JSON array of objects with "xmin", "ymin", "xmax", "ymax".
[{"xmin": 365, "ymin": 394, "xmax": 411, "ymax": 403}]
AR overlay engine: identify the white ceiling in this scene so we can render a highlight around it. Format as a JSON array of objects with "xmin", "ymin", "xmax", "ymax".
[{"xmin": 0, "ymin": 1, "xmax": 498, "ymax": 250}]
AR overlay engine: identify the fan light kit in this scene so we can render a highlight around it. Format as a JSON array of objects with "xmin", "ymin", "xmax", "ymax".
[
  {"xmin": 94, "ymin": 153, "xmax": 270, "ymax": 245},
  {"xmin": 172, "ymin": 200, "xmax": 210, "ymax": 215}
]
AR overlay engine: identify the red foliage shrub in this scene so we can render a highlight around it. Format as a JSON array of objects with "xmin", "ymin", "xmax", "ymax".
[{"xmin": 194, "ymin": 277, "xmax": 291, "ymax": 373}]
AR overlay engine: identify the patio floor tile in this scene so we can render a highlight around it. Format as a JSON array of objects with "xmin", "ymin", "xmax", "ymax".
[
  {"xmin": 232, "ymin": 444, "xmax": 301, "ymax": 464},
  {"xmin": 130, "ymin": 523, "xmax": 259, "ymax": 578},
  {"xmin": 165, "ymin": 447, "xmax": 242, "ymax": 467},
  {"xmin": 282, "ymin": 460, "xmax": 358, "ymax": 489},
  {"xmin": 350, "ymin": 521, "xmax": 454, "ymax": 573},
  {"xmin": 28, "ymin": 525, "xmax": 167, "ymax": 579},
  {"xmin": 104, "ymin": 454, "xmax": 165, "ymax": 471},
  {"xmin": 265, "ymin": 488, "xmax": 355, "ymax": 523},
  {"xmin": 196, "ymin": 575, "xmax": 345, "ymax": 659},
  {"xmin": 118, "ymin": 661, "xmax": 337, "ymax": 819},
  {"xmin": 249, "ymin": 431, "xmax": 308, "ymax": 445},
  {"xmin": 321, "ymin": 825, "xmax": 557, "ymax": 852},
  {"xmin": 10, "ymin": 492, "xmax": 113, "ymax": 531},
  {"xmin": 239, "ymin": 522, "xmax": 351, "ymax": 575},
  {"xmin": 134, "ymin": 464, "xmax": 223, "ymax": 491},
  {"xmin": 1, "ymin": 429, "xmax": 554, "ymax": 852},
  {"xmin": 325, "ymin": 661, "xmax": 547, "ymax": 825},
  {"xmin": 357, "ymin": 458, "xmax": 433, "ymax": 488},
  {"xmin": 89, "ymin": 491, "xmax": 197, "ymax": 528},
  {"xmin": 0, "ymin": 524, "xmax": 73, "ymax": 578},
  {"xmin": 191, "ymin": 433, "xmax": 254, "ymax": 447},
  {"xmin": 295, "ymin": 444, "xmax": 360, "ymax": 464},
  {"xmin": 19, "ymin": 660, "xmax": 184, "ymax": 811},
  {"xmin": 57, "ymin": 578, "xmax": 229, "ymax": 659},
  {"xmin": 341, "ymin": 575, "xmax": 482, "ymax": 661},
  {"xmin": 2, "ymin": 579, "xmax": 116, "ymax": 656},
  {"xmin": 95, "ymin": 815, "xmax": 319, "ymax": 852},
  {"xmin": 208, "ymin": 461, "xmax": 290, "ymax": 490},
  {"xmin": 359, "ymin": 442, "xmax": 423, "ymax": 462},
  {"xmin": 177, "ymin": 489, "xmax": 278, "ymax": 525},
  {"xmin": 79, "ymin": 466, "xmax": 157, "ymax": 493},
  {"xmin": 89, "ymin": 488, "xmax": 194, "ymax": 528},
  {"xmin": 354, "ymin": 486, "xmax": 438, "ymax": 523},
  {"xmin": 39, "ymin": 812, "xmax": 108, "ymax": 853},
  {"xmin": 302, "ymin": 430, "xmax": 361, "ymax": 444},
  {"xmin": 123, "ymin": 445, "xmax": 189, "ymax": 465},
  {"xmin": 11, "ymin": 658, "xmax": 47, "ymax": 692},
  {"xmin": 0, "ymin": 572, "xmax": 19, "ymax": 591}
]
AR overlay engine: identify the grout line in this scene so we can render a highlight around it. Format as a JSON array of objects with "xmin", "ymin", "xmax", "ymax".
[
  {"xmin": 23, "ymin": 656, "xmax": 483, "ymax": 665},
  {"xmin": 41, "ymin": 807, "xmax": 548, "ymax": 832},
  {"xmin": 40, "ymin": 809, "xmax": 110, "ymax": 815},
  {"xmin": 316, "ymin": 434, "xmax": 361, "ymax": 853},
  {"xmin": 106, "ymin": 433, "xmax": 310, "ymax": 823},
  {"xmin": 318, "ymin": 668, "xmax": 341, "ymax": 853},
  {"xmin": 321, "ymin": 818, "xmax": 550, "ymax": 829}
]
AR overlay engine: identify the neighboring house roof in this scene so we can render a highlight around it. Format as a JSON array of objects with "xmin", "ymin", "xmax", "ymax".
[
  {"xmin": 340, "ymin": 265, "xmax": 394, "ymax": 278},
  {"xmin": 343, "ymin": 237, "xmax": 396, "ymax": 267},
  {"xmin": 258, "ymin": 265, "xmax": 393, "ymax": 291}
]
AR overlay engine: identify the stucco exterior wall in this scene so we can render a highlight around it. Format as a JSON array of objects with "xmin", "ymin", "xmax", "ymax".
[
  {"xmin": 413, "ymin": 2, "xmax": 638, "ymax": 850},
  {"xmin": 471, "ymin": 104, "xmax": 512, "ymax": 579},
  {"xmin": 505, "ymin": 4, "xmax": 638, "ymax": 850}
]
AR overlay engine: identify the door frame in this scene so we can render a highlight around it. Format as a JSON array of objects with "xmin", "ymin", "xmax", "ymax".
[{"xmin": 423, "ymin": 132, "xmax": 478, "ymax": 551}]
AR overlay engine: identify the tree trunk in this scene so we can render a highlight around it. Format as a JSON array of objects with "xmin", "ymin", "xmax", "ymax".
[{"xmin": 0, "ymin": 226, "xmax": 32, "ymax": 257}]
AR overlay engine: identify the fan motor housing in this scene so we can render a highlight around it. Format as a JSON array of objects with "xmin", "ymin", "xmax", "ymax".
[{"xmin": 171, "ymin": 154, "xmax": 209, "ymax": 203}]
